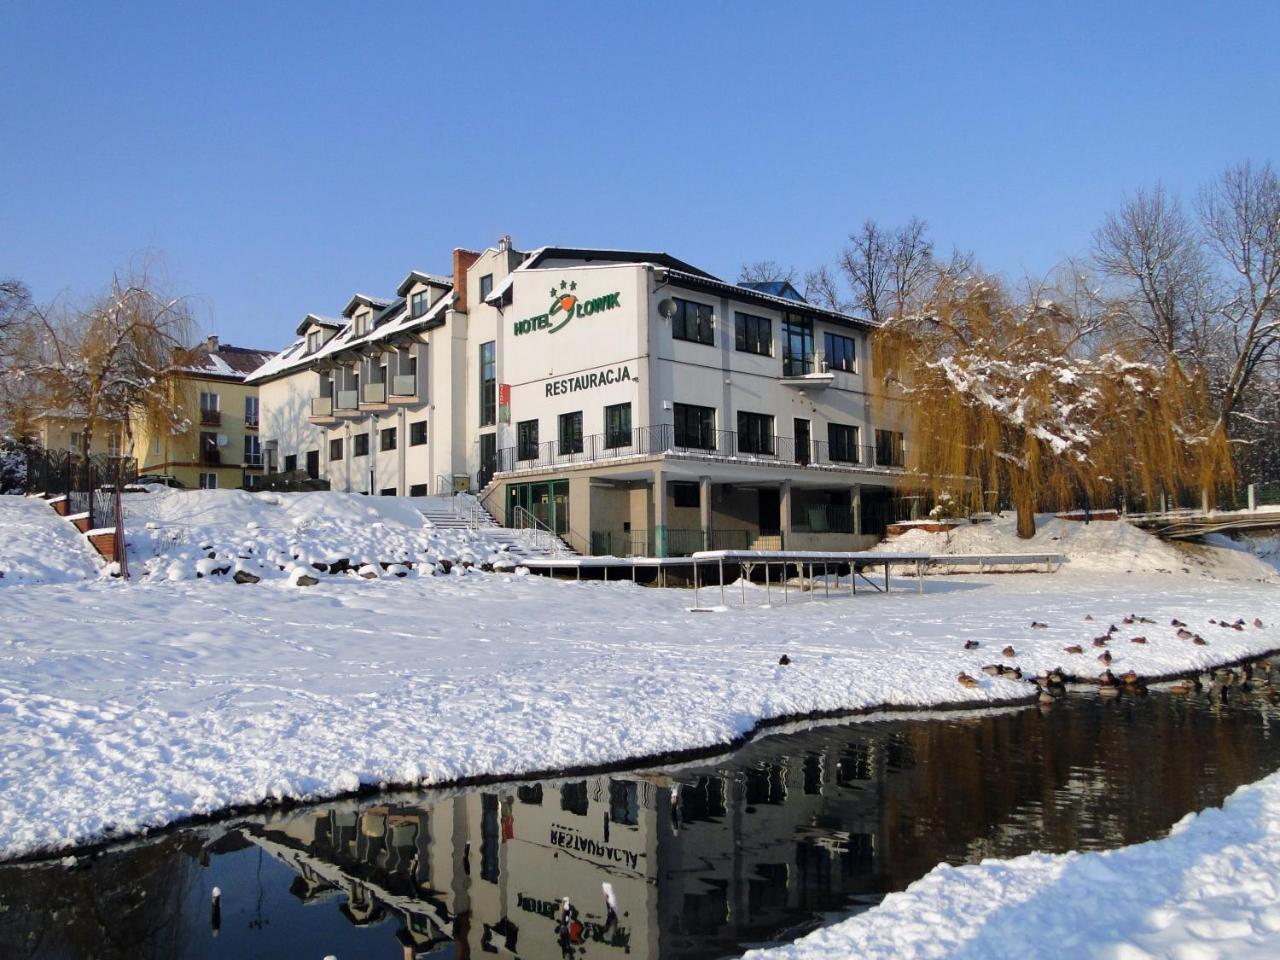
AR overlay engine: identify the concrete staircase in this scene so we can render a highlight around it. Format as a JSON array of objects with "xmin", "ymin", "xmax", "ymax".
[{"xmin": 417, "ymin": 496, "xmax": 576, "ymax": 556}]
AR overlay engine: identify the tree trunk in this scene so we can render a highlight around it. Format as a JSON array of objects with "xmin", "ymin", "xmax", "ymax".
[{"xmin": 1015, "ymin": 499, "xmax": 1037, "ymax": 539}]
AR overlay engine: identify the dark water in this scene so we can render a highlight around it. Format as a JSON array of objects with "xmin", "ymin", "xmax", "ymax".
[{"xmin": 5, "ymin": 684, "xmax": 1280, "ymax": 960}]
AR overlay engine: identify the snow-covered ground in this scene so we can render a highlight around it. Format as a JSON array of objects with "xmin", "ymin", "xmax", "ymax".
[
  {"xmin": 748, "ymin": 766, "xmax": 1280, "ymax": 960},
  {"xmin": 0, "ymin": 496, "xmax": 101, "ymax": 585}
]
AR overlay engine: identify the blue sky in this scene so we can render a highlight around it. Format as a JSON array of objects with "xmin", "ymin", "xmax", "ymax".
[{"xmin": 2, "ymin": 1, "xmax": 1277, "ymax": 347}]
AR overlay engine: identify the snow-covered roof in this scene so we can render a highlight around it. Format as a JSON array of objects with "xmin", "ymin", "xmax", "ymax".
[
  {"xmin": 396, "ymin": 270, "xmax": 453, "ymax": 298},
  {"xmin": 175, "ymin": 341, "xmax": 278, "ymax": 381},
  {"xmin": 293, "ymin": 313, "xmax": 345, "ymax": 336},
  {"xmin": 668, "ymin": 269, "xmax": 877, "ymax": 329},
  {"xmin": 246, "ymin": 291, "xmax": 455, "ymax": 384},
  {"xmin": 342, "ymin": 293, "xmax": 392, "ymax": 318}
]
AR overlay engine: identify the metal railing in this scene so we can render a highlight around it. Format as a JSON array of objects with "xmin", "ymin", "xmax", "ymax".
[
  {"xmin": 511, "ymin": 505, "xmax": 570, "ymax": 555},
  {"xmin": 244, "ymin": 415, "xmax": 259, "ymax": 429},
  {"xmin": 200, "ymin": 448, "xmax": 221, "ymax": 466},
  {"xmin": 200, "ymin": 409, "xmax": 221, "ymax": 426},
  {"xmin": 495, "ymin": 424, "xmax": 902, "ymax": 475}
]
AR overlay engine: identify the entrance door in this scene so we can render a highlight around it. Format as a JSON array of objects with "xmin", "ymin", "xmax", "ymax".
[
  {"xmin": 305, "ymin": 449, "xmax": 319, "ymax": 480},
  {"xmin": 757, "ymin": 488, "xmax": 781, "ymax": 532},
  {"xmin": 479, "ymin": 433, "xmax": 496, "ymax": 488},
  {"xmin": 794, "ymin": 418, "xmax": 811, "ymax": 465},
  {"xmin": 507, "ymin": 480, "xmax": 570, "ymax": 534}
]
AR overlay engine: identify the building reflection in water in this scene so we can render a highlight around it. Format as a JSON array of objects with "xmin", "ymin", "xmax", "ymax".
[{"xmin": 3, "ymin": 688, "xmax": 1280, "ymax": 959}]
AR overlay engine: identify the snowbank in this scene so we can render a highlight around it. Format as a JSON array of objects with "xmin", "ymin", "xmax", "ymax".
[
  {"xmin": 879, "ymin": 512, "xmax": 1279, "ymax": 580},
  {"xmin": 0, "ymin": 496, "xmax": 100, "ymax": 586},
  {"xmin": 119, "ymin": 489, "xmax": 530, "ymax": 581},
  {"xmin": 2, "ymin": 569, "xmax": 1279, "ymax": 861},
  {"xmin": 747, "ymin": 767, "xmax": 1280, "ymax": 960}
]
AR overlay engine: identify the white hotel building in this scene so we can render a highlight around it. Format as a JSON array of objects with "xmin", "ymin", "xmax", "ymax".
[{"xmin": 248, "ymin": 241, "xmax": 908, "ymax": 556}]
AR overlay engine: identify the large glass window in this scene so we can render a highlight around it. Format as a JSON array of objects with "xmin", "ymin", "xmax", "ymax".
[
  {"xmin": 479, "ymin": 341, "xmax": 496, "ymax": 426},
  {"xmin": 199, "ymin": 391, "xmax": 220, "ymax": 425},
  {"xmin": 737, "ymin": 411, "xmax": 775, "ymax": 455},
  {"xmin": 672, "ymin": 298, "xmax": 714, "ymax": 345},
  {"xmin": 782, "ymin": 313, "xmax": 814, "ymax": 376},
  {"xmin": 824, "ymin": 331, "xmax": 857, "ymax": 372},
  {"xmin": 875, "ymin": 429, "xmax": 905, "ymax": 467},
  {"xmin": 329, "ymin": 437, "xmax": 344, "ymax": 461},
  {"xmin": 410, "ymin": 420, "xmax": 427, "ymax": 446},
  {"xmin": 558, "ymin": 411, "xmax": 583, "ymax": 456},
  {"xmin": 604, "ymin": 402, "xmax": 631, "ymax": 449},
  {"xmin": 244, "ymin": 395, "xmax": 259, "ymax": 427},
  {"xmin": 381, "ymin": 427, "xmax": 397, "ymax": 451},
  {"xmin": 734, "ymin": 312, "xmax": 772, "ymax": 356},
  {"xmin": 517, "ymin": 419, "xmax": 539, "ymax": 460},
  {"xmin": 243, "ymin": 435, "xmax": 262, "ymax": 466},
  {"xmin": 673, "ymin": 402, "xmax": 716, "ymax": 450},
  {"xmin": 828, "ymin": 423, "xmax": 860, "ymax": 463},
  {"xmin": 354, "ymin": 434, "xmax": 369, "ymax": 457}
]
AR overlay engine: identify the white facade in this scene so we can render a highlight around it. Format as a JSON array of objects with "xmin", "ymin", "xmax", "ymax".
[{"xmin": 249, "ymin": 243, "xmax": 908, "ymax": 554}]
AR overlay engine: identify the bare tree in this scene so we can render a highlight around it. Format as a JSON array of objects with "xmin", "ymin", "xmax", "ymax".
[
  {"xmin": 1093, "ymin": 185, "xmax": 1212, "ymax": 362},
  {"xmin": 802, "ymin": 263, "xmax": 848, "ymax": 312},
  {"xmin": 18, "ymin": 265, "xmax": 194, "ymax": 461},
  {"xmin": 0, "ymin": 278, "xmax": 30, "ymax": 344},
  {"xmin": 1197, "ymin": 161, "xmax": 1280, "ymax": 434},
  {"xmin": 737, "ymin": 260, "xmax": 798, "ymax": 286},
  {"xmin": 839, "ymin": 218, "xmax": 934, "ymax": 323}
]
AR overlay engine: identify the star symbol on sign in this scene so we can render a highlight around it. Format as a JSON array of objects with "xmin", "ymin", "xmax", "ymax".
[
  {"xmin": 549, "ymin": 287, "xmax": 558, "ymax": 298},
  {"xmin": 560, "ymin": 280, "xmax": 567, "ymax": 290},
  {"xmin": 569, "ymin": 281, "xmax": 577, "ymax": 290}
]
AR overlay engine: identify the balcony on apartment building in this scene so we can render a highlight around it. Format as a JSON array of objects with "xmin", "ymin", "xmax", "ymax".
[
  {"xmin": 200, "ymin": 447, "xmax": 222, "ymax": 466},
  {"xmin": 200, "ymin": 408, "xmax": 222, "ymax": 426},
  {"xmin": 493, "ymin": 424, "xmax": 906, "ymax": 478}
]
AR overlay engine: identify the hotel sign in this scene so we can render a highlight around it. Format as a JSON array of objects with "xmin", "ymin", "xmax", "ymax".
[{"xmin": 513, "ymin": 279, "xmax": 622, "ymax": 337}]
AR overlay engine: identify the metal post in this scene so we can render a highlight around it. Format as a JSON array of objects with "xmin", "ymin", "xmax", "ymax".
[
  {"xmin": 916, "ymin": 558, "xmax": 923, "ymax": 594},
  {"xmin": 1248, "ymin": 483, "xmax": 1257, "ymax": 512},
  {"xmin": 765, "ymin": 562, "xmax": 771, "ymax": 605},
  {"xmin": 741, "ymin": 562, "xmax": 746, "ymax": 606},
  {"xmin": 693, "ymin": 559, "xmax": 699, "ymax": 608},
  {"xmin": 884, "ymin": 560, "xmax": 890, "ymax": 593},
  {"xmin": 823, "ymin": 562, "xmax": 829, "ymax": 599},
  {"xmin": 719, "ymin": 558, "xmax": 725, "ymax": 607},
  {"xmin": 783, "ymin": 563, "xmax": 788, "ymax": 604}
]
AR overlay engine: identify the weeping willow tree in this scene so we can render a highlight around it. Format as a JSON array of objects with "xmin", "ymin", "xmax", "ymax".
[{"xmin": 874, "ymin": 273, "xmax": 1232, "ymax": 538}]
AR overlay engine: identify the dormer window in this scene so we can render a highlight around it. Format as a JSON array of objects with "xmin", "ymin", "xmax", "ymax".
[
  {"xmin": 479, "ymin": 274, "xmax": 494, "ymax": 301},
  {"xmin": 355, "ymin": 312, "xmax": 370, "ymax": 336},
  {"xmin": 307, "ymin": 331, "xmax": 321, "ymax": 354},
  {"xmin": 410, "ymin": 290, "xmax": 430, "ymax": 318}
]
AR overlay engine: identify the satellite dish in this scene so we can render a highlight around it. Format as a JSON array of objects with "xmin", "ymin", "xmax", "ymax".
[
  {"xmin": 658, "ymin": 298, "xmax": 677, "ymax": 319},
  {"xmin": 216, "ymin": 433, "xmax": 228, "ymax": 447}
]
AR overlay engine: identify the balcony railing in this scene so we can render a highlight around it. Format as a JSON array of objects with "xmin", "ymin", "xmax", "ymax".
[
  {"xmin": 335, "ymin": 390, "xmax": 359, "ymax": 412},
  {"xmin": 362, "ymin": 382, "xmax": 387, "ymax": 404},
  {"xmin": 311, "ymin": 396, "xmax": 333, "ymax": 417},
  {"xmin": 244, "ymin": 415, "xmax": 259, "ymax": 429},
  {"xmin": 493, "ymin": 424, "xmax": 904, "ymax": 476},
  {"xmin": 391, "ymin": 374, "xmax": 417, "ymax": 397},
  {"xmin": 243, "ymin": 454, "xmax": 263, "ymax": 468},
  {"xmin": 200, "ymin": 448, "xmax": 221, "ymax": 466},
  {"xmin": 200, "ymin": 409, "xmax": 221, "ymax": 426}
]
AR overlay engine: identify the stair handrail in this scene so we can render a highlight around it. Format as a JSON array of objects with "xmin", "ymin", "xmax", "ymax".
[{"xmin": 511, "ymin": 505, "xmax": 568, "ymax": 555}]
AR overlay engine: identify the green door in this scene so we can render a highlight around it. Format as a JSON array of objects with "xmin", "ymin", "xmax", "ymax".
[{"xmin": 507, "ymin": 480, "xmax": 569, "ymax": 534}]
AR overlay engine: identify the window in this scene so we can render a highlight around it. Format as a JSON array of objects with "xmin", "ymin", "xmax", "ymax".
[
  {"xmin": 244, "ymin": 395, "xmax": 259, "ymax": 427},
  {"xmin": 672, "ymin": 481, "xmax": 700, "ymax": 508},
  {"xmin": 243, "ymin": 435, "xmax": 262, "ymax": 467},
  {"xmin": 875, "ymin": 429, "xmax": 905, "ymax": 468},
  {"xmin": 672, "ymin": 297, "xmax": 714, "ymax": 345},
  {"xmin": 107, "ymin": 433, "xmax": 121, "ymax": 457},
  {"xmin": 737, "ymin": 411, "xmax": 775, "ymax": 455},
  {"xmin": 735, "ymin": 312, "xmax": 772, "ymax": 356},
  {"xmin": 409, "ymin": 482, "xmax": 427, "ymax": 497},
  {"xmin": 354, "ymin": 434, "xmax": 370, "ymax": 457},
  {"xmin": 199, "ymin": 391, "xmax": 220, "ymax": 424},
  {"xmin": 560, "ymin": 781, "xmax": 589, "ymax": 816},
  {"xmin": 410, "ymin": 420, "xmax": 427, "ymax": 446},
  {"xmin": 307, "ymin": 331, "xmax": 321, "ymax": 354},
  {"xmin": 609, "ymin": 780, "xmax": 639, "ymax": 826},
  {"xmin": 479, "ymin": 273, "xmax": 494, "ymax": 301},
  {"xmin": 824, "ymin": 332, "xmax": 856, "ymax": 372},
  {"xmin": 673, "ymin": 402, "xmax": 716, "ymax": 450},
  {"xmin": 517, "ymin": 419, "xmax": 539, "ymax": 460},
  {"xmin": 284, "ymin": 453, "xmax": 297, "ymax": 472},
  {"xmin": 782, "ymin": 313, "xmax": 814, "ymax": 376},
  {"xmin": 828, "ymin": 423, "xmax": 860, "ymax": 464},
  {"xmin": 199, "ymin": 472, "xmax": 217, "ymax": 490},
  {"xmin": 355, "ymin": 312, "xmax": 370, "ymax": 336},
  {"xmin": 410, "ymin": 289, "xmax": 430, "ymax": 318},
  {"xmin": 329, "ymin": 437, "xmax": 344, "ymax": 461},
  {"xmin": 150, "ymin": 436, "xmax": 160, "ymax": 455},
  {"xmin": 380, "ymin": 487, "xmax": 397, "ymax": 496},
  {"xmin": 604, "ymin": 402, "xmax": 631, "ymax": 449},
  {"xmin": 558, "ymin": 411, "xmax": 583, "ymax": 456},
  {"xmin": 200, "ymin": 431, "xmax": 219, "ymax": 464},
  {"xmin": 380, "ymin": 427, "xmax": 397, "ymax": 451},
  {"xmin": 69, "ymin": 431, "xmax": 80, "ymax": 451},
  {"xmin": 479, "ymin": 341, "xmax": 496, "ymax": 426}
]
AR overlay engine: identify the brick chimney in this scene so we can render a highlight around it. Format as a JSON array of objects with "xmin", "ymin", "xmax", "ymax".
[
  {"xmin": 452, "ymin": 248, "xmax": 481, "ymax": 313},
  {"xmin": 206, "ymin": 335, "xmax": 219, "ymax": 352}
]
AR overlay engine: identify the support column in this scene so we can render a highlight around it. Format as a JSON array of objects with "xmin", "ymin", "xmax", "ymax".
[
  {"xmin": 654, "ymin": 466, "xmax": 669, "ymax": 558},
  {"xmin": 1248, "ymin": 483, "xmax": 1257, "ymax": 512},
  {"xmin": 851, "ymin": 483, "xmax": 862, "ymax": 537},
  {"xmin": 699, "ymin": 475, "xmax": 712, "ymax": 551},
  {"xmin": 780, "ymin": 479, "xmax": 792, "ymax": 549}
]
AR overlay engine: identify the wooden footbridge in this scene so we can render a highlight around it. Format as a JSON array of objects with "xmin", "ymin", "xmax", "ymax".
[{"xmin": 1128, "ymin": 508, "xmax": 1280, "ymax": 540}]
